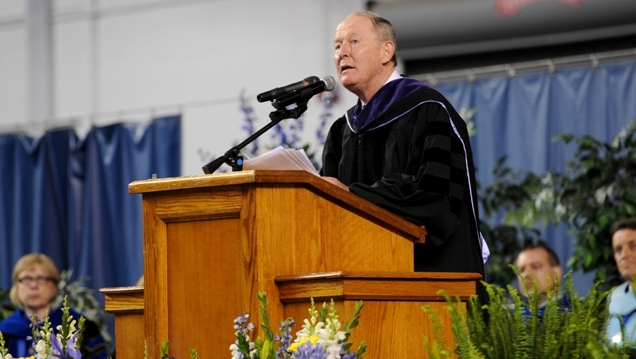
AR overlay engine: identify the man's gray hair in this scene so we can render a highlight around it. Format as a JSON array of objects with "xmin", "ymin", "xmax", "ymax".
[{"xmin": 350, "ymin": 10, "xmax": 398, "ymax": 67}]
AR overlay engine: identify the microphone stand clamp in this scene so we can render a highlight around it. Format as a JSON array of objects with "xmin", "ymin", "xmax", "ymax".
[{"xmin": 201, "ymin": 99, "xmax": 309, "ymax": 174}]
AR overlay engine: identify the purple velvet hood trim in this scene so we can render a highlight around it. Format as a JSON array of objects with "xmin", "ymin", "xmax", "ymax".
[{"xmin": 346, "ymin": 77, "xmax": 431, "ymax": 133}]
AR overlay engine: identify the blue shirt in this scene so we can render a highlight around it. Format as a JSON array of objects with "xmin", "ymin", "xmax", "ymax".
[{"xmin": 607, "ymin": 281, "xmax": 636, "ymax": 345}]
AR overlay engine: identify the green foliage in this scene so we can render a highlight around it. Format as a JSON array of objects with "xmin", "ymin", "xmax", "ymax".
[
  {"xmin": 478, "ymin": 156, "xmax": 548, "ymax": 287},
  {"xmin": 150, "ymin": 340, "xmax": 197, "ymax": 359},
  {"xmin": 0, "ymin": 332, "xmax": 8, "ymax": 358},
  {"xmin": 477, "ymin": 119, "xmax": 636, "ymax": 289},
  {"xmin": 255, "ymin": 291, "xmax": 277, "ymax": 359},
  {"xmin": 423, "ymin": 274, "xmax": 629, "ymax": 359},
  {"xmin": 54, "ymin": 269, "xmax": 114, "ymax": 354},
  {"xmin": 543, "ymin": 123, "xmax": 636, "ymax": 287},
  {"xmin": 0, "ymin": 287, "xmax": 14, "ymax": 322},
  {"xmin": 485, "ymin": 120, "xmax": 636, "ymax": 289},
  {"xmin": 160, "ymin": 340, "xmax": 173, "ymax": 359},
  {"xmin": 480, "ymin": 221, "xmax": 543, "ymax": 287}
]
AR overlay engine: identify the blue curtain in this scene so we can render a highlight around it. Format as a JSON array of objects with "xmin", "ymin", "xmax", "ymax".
[
  {"xmin": 436, "ymin": 60, "xmax": 636, "ymax": 289},
  {"xmin": 0, "ymin": 115, "xmax": 181, "ymax": 294}
]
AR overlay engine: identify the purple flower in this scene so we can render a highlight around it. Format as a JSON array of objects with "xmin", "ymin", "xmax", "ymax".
[
  {"xmin": 276, "ymin": 318, "xmax": 296, "ymax": 357},
  {"xmin": 239, "ymin": 88, "xmax": 259, "ymax": 156},
  {"xmin": 47, "ymin": 331, "xmax": 82, "ymax": 359},
  {"xmin": 49, "ymin": 332, "xmax": 67, "ymax": 359},
  {"xmin": 292, "ymin": 341, "xmax": 327, "ymax": 359},
  {"xmin": 65, "ymin": 335, "xmax": 82, "ymax": 359}
]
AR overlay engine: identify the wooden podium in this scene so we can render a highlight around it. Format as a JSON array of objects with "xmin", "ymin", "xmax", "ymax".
[{"xmin": 101, "ymin": 170, "xmax": 480, "ymax": 358}]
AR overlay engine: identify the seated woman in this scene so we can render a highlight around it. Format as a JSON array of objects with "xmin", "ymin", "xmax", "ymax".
[{"xmin": 0, "ymin": 253, "xmax": 108, "ymax": 358}]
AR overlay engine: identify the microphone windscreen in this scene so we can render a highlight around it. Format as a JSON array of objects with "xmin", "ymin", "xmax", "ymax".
[{"xmin": 322, "ymin": 76, "xmax": 337, "ymax": 91}]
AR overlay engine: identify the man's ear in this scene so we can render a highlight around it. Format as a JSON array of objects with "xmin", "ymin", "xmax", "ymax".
[{"xmin": 381, "ymin": 41, "xmax": 395, "ymax": 65}]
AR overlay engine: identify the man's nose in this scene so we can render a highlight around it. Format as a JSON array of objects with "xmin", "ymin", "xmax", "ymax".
[
  {"xmin": 520, "ymin": 270, "xmax": 533, "ymax": 278},
  {"xmin": 337, "ymin": 44, "xmax": 349, "ymax": 57}
]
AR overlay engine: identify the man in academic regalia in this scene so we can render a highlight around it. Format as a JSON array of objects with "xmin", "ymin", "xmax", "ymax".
[{"xmin": 321, "ymin": 11, "xmax": 488, "ymax": 286}]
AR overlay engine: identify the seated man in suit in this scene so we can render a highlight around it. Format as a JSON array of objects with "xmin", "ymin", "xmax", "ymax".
[
  {"xmin": 515, "ymin": 240, "xmax": 569, "ymax": 317},
  {"xmin": 607, "ymin": 218, "xmax": 636, "ymax": 345}
]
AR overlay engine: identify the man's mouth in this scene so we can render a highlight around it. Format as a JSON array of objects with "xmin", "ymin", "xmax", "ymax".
[{"xmin": 340, "ymin": 65, "xmax": 353, "ymax": 73}]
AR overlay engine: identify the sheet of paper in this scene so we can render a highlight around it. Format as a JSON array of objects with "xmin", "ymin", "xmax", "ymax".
[{"xmin": 243, "ymin": 146, "xmax": 319, "ymax": 176}]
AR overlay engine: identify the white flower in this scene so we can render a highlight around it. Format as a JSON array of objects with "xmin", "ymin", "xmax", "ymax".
[
  {"xmin": 3, "ymin": 353, "xmax": 13, "ymax": 359},
  {"xmin": 35, "ymin": 342, "xmax": 49, "ymax": 359},
  {"xmin": 229, "ymin": 343, "xmax": 241, "ymax": 359}
]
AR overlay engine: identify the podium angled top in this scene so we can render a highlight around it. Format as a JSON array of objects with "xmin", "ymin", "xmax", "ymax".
[
  {"xmin": 129, "ymin": 170, "xmax": 426, "ymax": 243},
  {"xmin": 129, "ymin": 170, "xmax": 264, "ymax": 193}
]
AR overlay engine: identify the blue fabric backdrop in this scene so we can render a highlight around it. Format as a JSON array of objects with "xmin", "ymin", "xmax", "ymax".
[
  {"xmin": 435, "ymin": 60, "xmax": 636, "ymax": 288},
  {"xmin": 0, "ymin": 115, "xmax": 181, "ymax": 295},
  {"xmin": 1, "ymin": 62, "xmax": 634, "ymax": 299}
]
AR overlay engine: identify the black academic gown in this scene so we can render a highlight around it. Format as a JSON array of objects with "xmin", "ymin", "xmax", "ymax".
[{"xmin": 321, "ymin": 85, "xmax": 484, "ymax": 277}]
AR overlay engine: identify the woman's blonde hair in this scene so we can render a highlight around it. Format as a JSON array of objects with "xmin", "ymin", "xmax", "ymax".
[{"xmin": 9, "ymin": 253, "xmax": 60, "ymax": 307}]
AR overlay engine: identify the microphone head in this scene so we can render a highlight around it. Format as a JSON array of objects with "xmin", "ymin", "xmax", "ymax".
[{"xmin": 322, "ymin": 76, "xmax": 336, "ymax": 91}]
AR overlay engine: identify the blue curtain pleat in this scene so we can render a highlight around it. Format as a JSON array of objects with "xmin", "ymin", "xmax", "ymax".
[
  {"xmin": 0, "ymin": 115, "xmax": 181, "ymax": 295},
  {"xmin": 436, "ymin": 60, "xmax": 636, "ymax": 289}
]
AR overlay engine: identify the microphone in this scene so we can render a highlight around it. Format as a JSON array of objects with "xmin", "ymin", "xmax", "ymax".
[
  {"xmin": 257, "ymin": 76, "xmax": 321, "ymax": 103},
  {"xmin": 271, "ymin": 76, "xmax": 336, "ymax": 109}
]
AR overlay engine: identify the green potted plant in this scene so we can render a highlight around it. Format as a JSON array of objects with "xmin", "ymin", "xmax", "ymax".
[
  {"xmin": 422, "ymin": 275, "xmax": 631, "ymax": 358},
  {"xmin": 485, "ymin": 120, "xmax": 636, "ymax": 290}
]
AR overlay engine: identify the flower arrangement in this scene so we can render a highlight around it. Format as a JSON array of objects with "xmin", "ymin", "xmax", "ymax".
[
  {"xmin": 0, "ymin": 296, "xmax": 83, "ymax": 359},
  {"xmin": 231, "ymin": 292, "xmax": 366, "ymax": 359}
]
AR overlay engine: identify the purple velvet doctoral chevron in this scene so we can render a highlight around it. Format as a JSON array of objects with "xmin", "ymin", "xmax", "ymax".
[{"xmin": 346, "ymin": 77, "xmax": 431, "ymax": 133}]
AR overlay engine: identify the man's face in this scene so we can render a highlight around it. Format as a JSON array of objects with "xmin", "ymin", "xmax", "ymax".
[
  {"xmin": 612, "ymin": 228, "xmax": 636, "ymax": 279},
  {"xmin": 516, "ymin": 247, "xmax": 562, "ymax": 299},
  {"xmin": 333, "ymin": 15, "xmax": 389, "ymax": 100}
]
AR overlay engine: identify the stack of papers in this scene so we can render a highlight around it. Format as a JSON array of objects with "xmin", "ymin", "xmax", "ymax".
[{"xmin": 243, "ymin": 146, "xmax": 319, "ymax": 176}]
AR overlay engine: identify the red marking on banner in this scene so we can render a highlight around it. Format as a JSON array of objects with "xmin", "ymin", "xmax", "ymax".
[{"xmin": 495, "ymin": 0, "xmax": 582, "ymax": 16}]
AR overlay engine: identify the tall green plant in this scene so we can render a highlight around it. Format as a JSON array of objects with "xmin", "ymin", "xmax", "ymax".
[
  {"xmin": 0, "ymin": 287, "xmax": 13, "ymax": 322},
  {"xmin": 423, "ymin": 274, "xmax": 629, "ymax": 359},
  {"xmin": 478, "ymin": 156, "xmax": 547, "ymax": 287},
  {"xmin": 478, "ymin": 120, "xmax": 636, "ymax": 289},
  {"xmin": 54, "ymin": 269, "xmax": 114, "ymax": 353},
  {"xmin": 541, "ymin": 121, "xmax": 636, "ymax": 288},
  {"xmin": 494, "ymin": 120, "xmax": 636, "ymax": 289}
]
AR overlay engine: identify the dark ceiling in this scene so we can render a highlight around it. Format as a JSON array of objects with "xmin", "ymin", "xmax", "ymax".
[{"xmin": 369, "ymin": 0, "xmax": 636, "ymax": 73}]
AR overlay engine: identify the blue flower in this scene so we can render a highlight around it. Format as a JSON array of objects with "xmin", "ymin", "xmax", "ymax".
[
  {"xmin": 49, "ymin": 331, "xmax": 81, "ymax": 359},
  {"xmin": 65, "ymin": 335, "xmax": 82, "ymax": 359},
  {"xmin": 292, "ymin": 341, "xmax": 327, "ymax": 359},
  {"xmin": 239, "ymin": 88, "xmax": 259, "ymax": 156},
  {"xmin": 275, "ymin": 318, "xmax": 296, "ymax": 357}
]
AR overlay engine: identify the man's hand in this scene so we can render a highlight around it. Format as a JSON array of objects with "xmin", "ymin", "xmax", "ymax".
[{"xmin": 321, "ymin": 176, "xmax": 350, "ymax": 192}]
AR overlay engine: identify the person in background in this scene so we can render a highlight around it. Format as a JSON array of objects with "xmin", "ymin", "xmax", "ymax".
[
  {"xmin": 515, "ymin": 240, "xmax": 568, "ymax": 317},
  {"xmin": 321, "ymin": 11, "xmax": 488, "ymax": 291},
  {"xmin": 0, "ymin": 253, "xmax": 108, "ymax": 358},
  {"xmin": 607, "ymin": 218, "xmax": 636, "ymax": 346}
]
